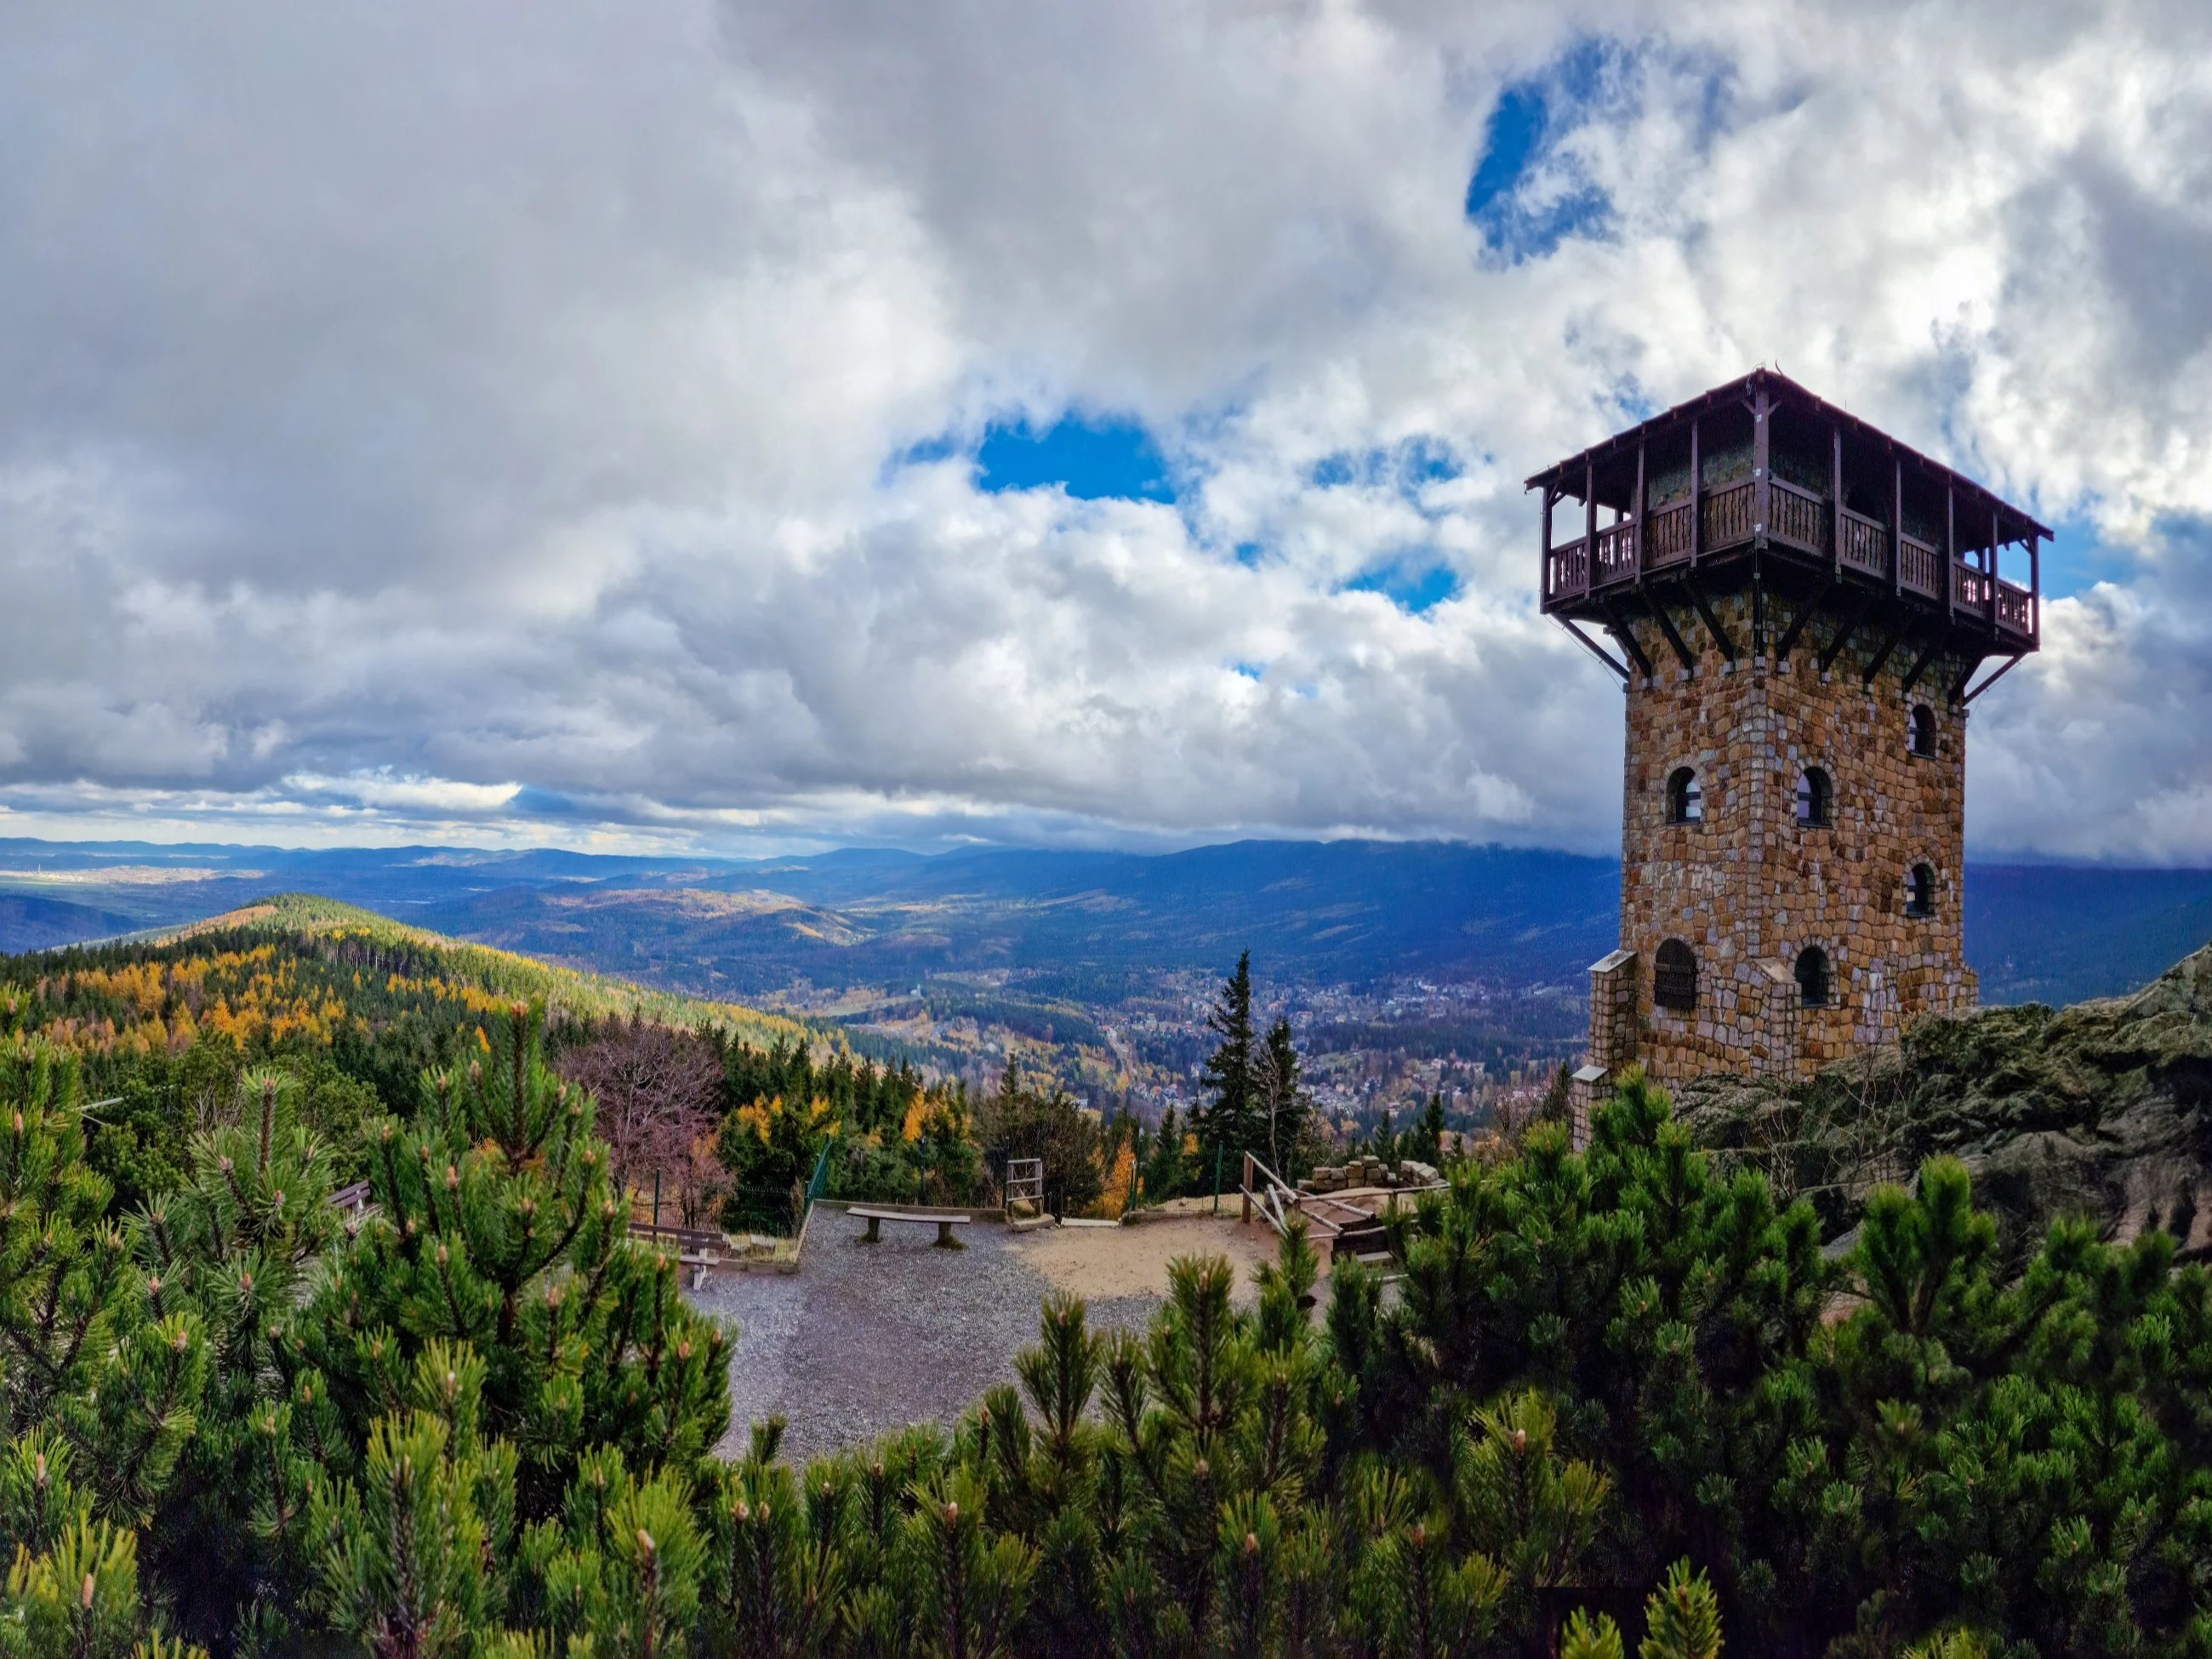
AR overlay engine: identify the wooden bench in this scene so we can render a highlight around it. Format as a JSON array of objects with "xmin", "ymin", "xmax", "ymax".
[
  {"xmin": 849, "ymin": 1207, "xmax": 971, "ymax": 1249},
  {"xmin": 629, "ymin": 1221, "xmax": 728, "ymax": 1288}
]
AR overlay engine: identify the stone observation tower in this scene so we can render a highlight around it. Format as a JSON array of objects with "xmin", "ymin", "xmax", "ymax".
[{"xmin": 1529, "ymin": 369, "xmax": 2045, "ymax": 1101}]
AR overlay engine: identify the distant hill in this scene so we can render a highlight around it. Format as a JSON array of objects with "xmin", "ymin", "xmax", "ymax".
[
  {"xmin": 3, "ymin": 836, "xmax": 2209, "ymax": 1007},
  {"xmin": 425, "ymin": 840, "xmax": 1625, "ymax": 996},
  {"xmin": 0, "ymin": 892, "xmax": 811, "ymax": 1058},
  {"xmin": 1964, "ymin": 865, "xmax": 2212, "ymax": 1006}
]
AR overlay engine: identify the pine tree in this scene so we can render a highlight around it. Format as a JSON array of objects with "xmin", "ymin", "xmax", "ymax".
[
  {"xmin": 298, "ymin": 1003, "xmax": 729, "ymax": 1524},
  {"xmin": 1194, "ymin": 953, "xmax": 1258, "ymax": 1176}
]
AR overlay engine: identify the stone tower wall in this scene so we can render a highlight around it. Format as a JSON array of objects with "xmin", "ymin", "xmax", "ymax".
[{"xmin": 1616, "ymin": 587, "xmax": 1975, "ymax": 1085}]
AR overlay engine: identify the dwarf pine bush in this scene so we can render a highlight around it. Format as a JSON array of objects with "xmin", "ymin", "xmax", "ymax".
[{"xmin": 0, "ymin": 1016, "xmax": 2207, "ymax": 1655}]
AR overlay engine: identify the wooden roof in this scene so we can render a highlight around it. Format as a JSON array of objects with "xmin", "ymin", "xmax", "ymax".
[{"xmin": 1524, "ymin": 368, "xmax": 2053, "ymax": 542}]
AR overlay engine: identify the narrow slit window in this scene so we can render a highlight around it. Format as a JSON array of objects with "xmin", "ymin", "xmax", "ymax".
[
  {"xmin": 1654, "ymin": 939, "xmax": 1698, "ymax": 1012},
  {"xmin": 1795, "ymin": 767, "xmax": 1833, "ymax": 828},
  {"xmin": 1794, "ymin": 946, "xmax": 1831, "ymax": 1009},
  {"xmin": 1910, "ymin": 704, "xmax": 1937, "ymax": 758},
  {"xmin": 1907, "ymin": 863, "xmax": 1936, "ymax": 917},
  {"xmin": 1667, "ymin": 767, "xmax": 1702, "ymax": 824}
]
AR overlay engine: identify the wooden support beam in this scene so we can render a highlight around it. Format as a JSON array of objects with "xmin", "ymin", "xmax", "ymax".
[
  {"xmin": 1643, "ymin": 590, "xmax": 1696, "ymax": 672},
  {"xmin": 1561, "ymin": 619, "xmax": 1629, "ymax": 683},
  {"xmin": 1752, "ymin": 560, "xmax": 1765, "ymax": 661},
  {"xmin": 1600, "ymin": 599, "xmax": 1656, "ymax": 681},
  {"xmin": 1818, "ymin": 587, "xmax": 1878, "ymax": 676},
  {"xmin": 1898, "ymin": 630, "xmax": 1946, "ymax": 696},
  {"xmin": 1963, "ymin": 651, "xmax": 2026, "ymax": 704},
  {"xmin": 1774, "ymin": 578, "xmax": 1833, "ymax": 664},
  {"xmin": 1684, "ymin": 575, "xmax": 1736, "ymax": 664},
  {"xmin": 1861, "ymin": 617, "xmax": 1908, "ymax": 687}
]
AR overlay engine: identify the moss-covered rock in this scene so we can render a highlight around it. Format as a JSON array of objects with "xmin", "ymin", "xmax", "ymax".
[{"xmin": 1676, "ymin": 942, "xmax": 2212, "ymax": 1262}]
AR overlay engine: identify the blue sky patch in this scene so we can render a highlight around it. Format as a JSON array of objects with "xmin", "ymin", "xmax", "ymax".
[
  {"xmin": 2037, "ymin": 517, "xmax": 2130, "ymax": 600},
  {"xmin": 1466, "ymin": 39, "xmax": 1617, "ymax": 261},
  {"xmin": 975, "ymin": 413, "xmax": 1175, "ymax": 502},
  {"xmin": 1308, "ymin": 436, "xmax": 1462, "ymax": 494},
  {"xmin": 1344, "ymin": 562, "xmax": 1460, "ymax": 613}
]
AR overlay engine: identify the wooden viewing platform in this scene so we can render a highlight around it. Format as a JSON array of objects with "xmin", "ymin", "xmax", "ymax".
[{"xmin": 1529, "ymin": 369, "xmax": 2046, "ymax": 704}]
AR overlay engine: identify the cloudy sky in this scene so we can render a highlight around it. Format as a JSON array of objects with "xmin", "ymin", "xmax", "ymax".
[{"xmin": 2, "ymin": 0, "xmax": 2209, "ymax": 861}]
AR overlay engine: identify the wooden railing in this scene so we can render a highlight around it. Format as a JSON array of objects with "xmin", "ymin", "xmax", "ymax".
[
  {"xmin": 1953, "ymin": 562, "xmax": 1990, "ymax": 612},
  {"xmin": 1769, "ymin": 480, "xmax": 1826, "ymax": 552},
  {"xmin": 1701, "ymin": 480, "xmax": 1754, "ymax": 550},
  {"xmin": 1546, "ymin": 539, "xmax": 1589, "ymax": 602},
  {"xmin": 1542, "ymin": 478, "xmax": 2033, "ymax": 641},
  {"xmin": 1901, "ymin": 534, "xmax": 1942, "ymax": 597},
  {"xmin": 1838, "ymin": 508, "xmax": 1887, "ymax": 577},
  {"xmin": 1645, "ymin": 499, "xmax": 1693, "ymax": 567},
  {"xmin": 1593, "ymin": 521, "xmax": 1637, "ymax": 584}
]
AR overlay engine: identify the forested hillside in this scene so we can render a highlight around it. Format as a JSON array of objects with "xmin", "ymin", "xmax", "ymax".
[{"xmin": 0, "ymin": 893, "xmax": 811, "ymax": 1207}]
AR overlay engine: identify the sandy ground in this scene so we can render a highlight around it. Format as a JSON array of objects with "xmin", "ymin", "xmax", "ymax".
[
  {"xmin": 693, "ymin": 1210, "xmax": 1299, "ymax": 1465},
  {"xmin": 1013, "ymin": 1214, "xmax": 1288, "ymax": 1303}
]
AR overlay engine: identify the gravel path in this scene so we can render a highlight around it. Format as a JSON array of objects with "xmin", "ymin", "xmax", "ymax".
[{"xmin": 691, "ymin": 1211, "xmax": 1287, "ymax": 1467}]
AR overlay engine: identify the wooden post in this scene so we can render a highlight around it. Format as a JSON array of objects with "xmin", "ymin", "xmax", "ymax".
[
  {"xmin": 1539, "ymin": 484, "xmax": 1553, "ymax": 598},
  {"xmin": 1892, "ymin": 453, "xmax": 1903, "ymax": 596},
  {"xmin": 2028, "ymin": 531, "xmax": 2040, "ymax": 642},
  {"xmin": 1989, "ymin": 505, "xmax": 2002, "ymax": 629},
  {"xmin": 1633, "ymin": 440, "xmax": 1646, "ymax": 579},
  {"xmin": 1585, "ymin": 459, "xmax": 1597, "ymax": 573},
  {"xmin": 1241, "ymin": 1152, "xmax": 1253, "ymax": 1223},
  {"xmin": 1829, "ymin": 425, "xmax": 1843, "ymax": 579},
  {"xmin": 1689, "ymin": 416, "xmax": 1702, "ymax": 567},
  {"xmin": 1945, "ymin": 484, "xmax": 1956, "ymax": 620},
  {"xmin": 1753, "ymin": 380, "xmax": 1770, "ymax": 545}
]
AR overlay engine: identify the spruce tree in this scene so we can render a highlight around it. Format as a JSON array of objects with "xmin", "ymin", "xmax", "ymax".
[
  {"xmin": 1194, "ymin": 953, "xmax": 1258, "ymax": 1176},
  {"xmin": 1141, "ymin": 1106, "xmax": 1187, "ymax": 1203},
  {"xmin": 1417, "ymin": 1091, "xmax": 1445, "ymax": 1164}
]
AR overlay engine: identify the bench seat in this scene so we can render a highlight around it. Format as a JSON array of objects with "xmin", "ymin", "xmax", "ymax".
[{"xmin": 849, "ymin": 1207, "xmax": 972, "ymax": 1248}]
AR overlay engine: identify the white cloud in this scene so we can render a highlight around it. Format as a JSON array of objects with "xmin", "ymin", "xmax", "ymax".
[{"xmin": 0, "ymin": 0, "xmax": 2208, "ymax": 858}]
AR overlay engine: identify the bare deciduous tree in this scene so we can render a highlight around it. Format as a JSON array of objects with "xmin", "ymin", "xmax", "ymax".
[{"xmin": 553, "ymin": 1016, "xmax": 725, "ymax": 1223}]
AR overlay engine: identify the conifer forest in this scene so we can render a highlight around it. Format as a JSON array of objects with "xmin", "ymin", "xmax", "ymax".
[{"xmin": 2, "ymin": 909, "xmax": 2209, "ymax": 1656}]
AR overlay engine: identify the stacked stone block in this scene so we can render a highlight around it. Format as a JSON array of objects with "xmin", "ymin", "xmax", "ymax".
[{"xmin": 1600, "ymin": 587, "xmax": 1977, "ymax": 1086}]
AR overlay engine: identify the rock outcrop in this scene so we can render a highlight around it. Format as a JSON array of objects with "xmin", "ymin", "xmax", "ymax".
[{"xmin": 1676, "ymin": 941, "xmax": 2212, "ymax": 1262}]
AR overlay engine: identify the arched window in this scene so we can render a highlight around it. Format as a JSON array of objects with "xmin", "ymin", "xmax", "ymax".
[
  {"xmin": 1794, "ymin": 946, "xmax": 1831, "ymax": 1009},
  {"xmin": 1795, "ymin": 767, "xmax": 1833, "ymax": 828},
  {"xmin": 1910, "ymin": 704, "xmax": 1936, "ymax": 758},
  {"xmin": 1654, "ymin": 938, "xmax": 1698, "ymax": 1012},
  {"xmin": 1907, "ymin": 863, "xmax": 1936, "ymax": 917},
  {"xmin": 1667, "ymin": 767, "xmax": 1702, "ymax": 824}
]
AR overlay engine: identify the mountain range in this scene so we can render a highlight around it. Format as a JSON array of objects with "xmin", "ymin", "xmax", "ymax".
[{"xmin": 2, "ymin": 835, "xmax": 2209, "ymax": 1009}]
